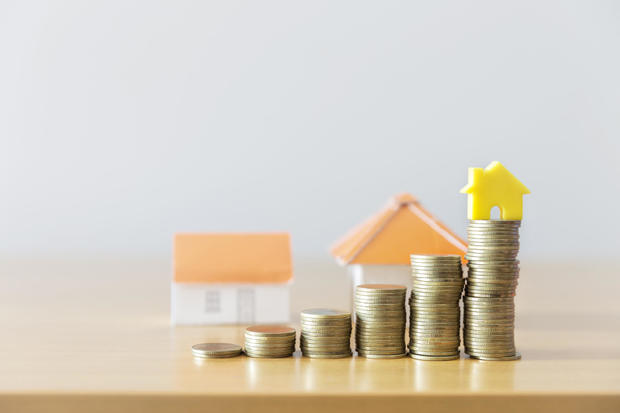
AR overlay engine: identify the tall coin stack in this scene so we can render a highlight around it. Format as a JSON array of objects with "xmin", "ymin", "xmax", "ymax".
[
  {"xmin": 355, "ymin": 284, "xmax": 407, "ymax": 358},
  {"xmin": 244, "ymin": 325, "xmax": 296, "ymax": 358},
  {"xmin": 300, "ymin": 309, "xmax": 352, "ymax": 358},
  {"xmin": 408, "ymin": 254, "xmax": 464, "ymax": 360},
  {"xmin": 464, "ymin": 220, "xmax": 521, "ymax": 360}
]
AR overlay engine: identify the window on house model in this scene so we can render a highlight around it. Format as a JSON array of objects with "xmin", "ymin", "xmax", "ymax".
[{"xmin": 205, "ymin": 290, "xmax": 221, "ymax": 313}]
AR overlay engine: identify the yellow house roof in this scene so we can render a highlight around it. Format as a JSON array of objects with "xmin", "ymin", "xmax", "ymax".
[
  {"xmin": 174, "ymin": 233, "xmax": 292, "ymax": 284},
  {"xmin": 330, "ymin": 193, "xmax": 467, "ymax": 266},
  {"xmin": 461, "ymin": 161, "xmax": 530, "ymax": 194}
]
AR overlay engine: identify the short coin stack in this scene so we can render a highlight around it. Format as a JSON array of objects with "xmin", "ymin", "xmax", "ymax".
[
  {"xmin": 408, "ymin": 254, "xmax": 464, "ymax": 360},
  {"xmin": 355, "ymin": 284, "xmax": 407, "ymax": 358},
  {"xmin": 244, "ymin": 325, "xmax": 296, "ymax": 358},
  {"xmin": 464, "ymin": 219, "xmax": 521, "ymax": 360},
  {"xmin": 300, "ymin": 309, "xmax": 352, "ymax": 358}
]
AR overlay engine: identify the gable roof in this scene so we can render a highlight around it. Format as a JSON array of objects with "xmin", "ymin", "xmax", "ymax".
[
  {"xmin": 330, "ymin": 193, "xmax": 466, "ymax": 266},
  {"xmin": 174, "ymin": 233, "xmax": 292, "ymax": 284},
  {"xmin": 461, "ymin": 161, "xmax": 530, "ymax": 194}
]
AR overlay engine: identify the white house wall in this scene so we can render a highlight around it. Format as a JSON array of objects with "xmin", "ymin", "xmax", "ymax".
[
  {"xmin": 254, "ymin": 286, "xmax": 290, "ymax": 324},
  {"xmin": 171, "ymin": 283, "xmax": 290, "ymax": 325},
  {"xmin": 349, "ymin": 264, "xmax": 412, "ymax": 291}
]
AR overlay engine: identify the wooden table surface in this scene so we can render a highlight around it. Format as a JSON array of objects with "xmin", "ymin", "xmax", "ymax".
[{"xmin": 1, "ymin": 258, "xmax": 619, "ymax": 412}]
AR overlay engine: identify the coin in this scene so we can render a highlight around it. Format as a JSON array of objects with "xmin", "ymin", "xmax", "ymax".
[
  {"xmin": 301, "ymin": 308, "xmax": 350, "ymax": 319},
  {"xmin": 356, "ymin": 352, "xmax": 407, "ymax": 359},
  {"xmin": 243, "ymin": 352, "xmax": 292, "ymax": 358},
  {"xmin": 191, "ymin": 343, "xmax": 242, "ymax": 358},
  {"xmin": 300, "ymin": 336, "xmax": 351, "ymax": 343},
  {"xmin": 245, "ymin": 325, "xmax": 296, "ymax": 337},
  {"xmin": 302, "ymin": 353, "xmax": 352, "ymax": 359},
  {"xmin": 301, "ymin": 320, "xmax": 351, "ymax": 327},
  {"xmin": 300, "ymin": 345, "xmax": 351, "ymax": 355},
  {"xmin": 354, "ymin": 301, "xmax": 404, "ymax": 308},
  {"xmin": 408, "ymin": 353, "xmax": 459, "ymax": 361},
  {"xmin": 357, "ymin": 284, "xmax": 407, "ymax": 292},
  {"xmin": 244, "ymin": 342, "xmax": 295, "ymax": 349},
  {"xmin": 244, "ymin": 334, "xmax": 296, "ymax": 342},
  {"xmin": 469, "ymin": 352, "xmax": 522, "ymax": 361},
  {"xmin": 243, "ymin": 347, "xmax": 295, "ymax": 355}
]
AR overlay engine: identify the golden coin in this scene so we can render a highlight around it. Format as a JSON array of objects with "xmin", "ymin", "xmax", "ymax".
[
  {"xmin": 191, "ymin": 343, "xmax": 242, "ymax": 358},
  {"xmin": 245, "ymin": 325, "xmax": 296, "ymax": 337}
]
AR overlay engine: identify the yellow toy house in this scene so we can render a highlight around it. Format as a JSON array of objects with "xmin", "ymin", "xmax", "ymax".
[{"xmin": 460, "ymin": 161, "xmax": 530, "ymax": 220}]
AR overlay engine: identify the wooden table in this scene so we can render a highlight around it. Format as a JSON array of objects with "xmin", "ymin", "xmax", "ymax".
[{"xmin": 1, "ymin": 258, "xmax": 619, "ymax": 412}]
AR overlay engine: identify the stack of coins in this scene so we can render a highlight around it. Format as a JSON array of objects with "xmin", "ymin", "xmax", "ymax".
[
  {"xmin": 191, "ymin": 343, "xmax": 242, "ymax": 359},
  {"xmin": 408, "ymin": 254, "xmax": 464, "ymax": 361},
  {"xmin": 300, "ymin": 309, "xmax": 352, "ymax": 358},
  {"xmin": 244, "ymin": 325, "xmax": 296, "ymax": 358},
  {"xmin": 464, "ymin": 220, "xmax": 521, "ymax": 361},
  {"xmin": 355, "ymin": 284, "xmax": 407, "ymax": 358}
]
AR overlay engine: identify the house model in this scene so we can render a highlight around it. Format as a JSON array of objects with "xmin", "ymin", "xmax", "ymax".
[
  {"xmin": 460, "ymin": 161, "xmax": 530, "ymax": 220},
  {"xmin": 330, "ymin": 193, "xmax": 466, "ymax": 302},
  {"xmin": 171, "ymin": 233, "xmax": 292, "ymax": 325}
]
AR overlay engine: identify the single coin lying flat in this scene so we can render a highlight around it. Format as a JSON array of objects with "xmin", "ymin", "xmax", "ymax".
[{"xmin": 191, "ymin": 343, "xmax": 242, "ymax": 359}]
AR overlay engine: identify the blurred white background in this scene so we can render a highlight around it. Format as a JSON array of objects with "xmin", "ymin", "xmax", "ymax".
[{"xmin": 1, "ymin": 0, "xmax": 619, "ymax": 261}]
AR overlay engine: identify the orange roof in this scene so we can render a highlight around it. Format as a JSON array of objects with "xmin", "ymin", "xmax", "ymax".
[
  {"xmin": 330, "ymin": 193, "xmax": 467, "ymax": 265},
  {"xmin": 174, "ymin": 233, "xmax": 292, "ymax": 284}
]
